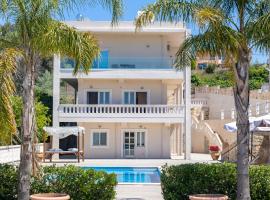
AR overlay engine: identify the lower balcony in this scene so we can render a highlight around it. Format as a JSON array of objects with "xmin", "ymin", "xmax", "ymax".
[{"xmin": 58, "ymin": 104, "xmax": 184, "ymax": 123}]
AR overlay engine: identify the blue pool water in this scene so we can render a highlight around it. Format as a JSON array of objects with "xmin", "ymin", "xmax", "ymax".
[{"xmin": 83, "ymin": 167, "xmax": 160, "ymax": 183}]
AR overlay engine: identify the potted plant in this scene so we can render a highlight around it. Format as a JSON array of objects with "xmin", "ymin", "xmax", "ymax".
[
  {"xmin": 209, "ymin": 145, "xmax": 220, "ymax": 160},
  {"xmin": 30, "ymin": 193, "xmax": 70, "ymax": 200}
]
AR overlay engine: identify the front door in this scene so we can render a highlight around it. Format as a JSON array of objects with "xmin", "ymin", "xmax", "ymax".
[{"xmin": 124, "ymin": 131, "xmax": 135, "ymax": 157}]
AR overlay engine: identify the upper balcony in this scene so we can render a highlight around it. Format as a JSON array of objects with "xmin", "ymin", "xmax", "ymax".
[{"xmin": 59, "ymin": 56, "xmax": 183, "ymax": 80}]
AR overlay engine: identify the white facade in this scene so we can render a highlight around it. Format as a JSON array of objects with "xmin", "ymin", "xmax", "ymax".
[{"xmin": 52, "ymin": 21, "xmax": 191, "ymax": 159}]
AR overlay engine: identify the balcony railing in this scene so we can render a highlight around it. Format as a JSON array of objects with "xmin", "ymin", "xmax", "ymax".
[
  {"xmin": 191, "ymin": 98, "xmax": 208, "ymax": 107},
  {"xmin": 61, "ymin": 56, "xmax": 175, "ymax": 70},
  {"xmin": 58, "ymin": 104, "xmax": 184, "ymax": 123}
]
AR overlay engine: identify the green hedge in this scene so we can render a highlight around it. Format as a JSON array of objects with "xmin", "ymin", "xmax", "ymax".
[
  {"xmin": 0, "ymin": 164, "xmax": 18, "ymax": 200},
  {"xmin": 31, "ymin": 165, "xmax": 117, "ymax": 200},
  {"xmin": 0, "ymin": 164, "xmax": 117, "ymax": 200},
  {"xmin": 161, "ymin": 163, "xmax": 270, "ymax": 200}
]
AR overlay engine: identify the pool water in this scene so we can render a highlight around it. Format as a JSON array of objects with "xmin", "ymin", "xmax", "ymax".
[{"xmin": 83, "ymin": 167, "xmax": 160, "ymax": 183}]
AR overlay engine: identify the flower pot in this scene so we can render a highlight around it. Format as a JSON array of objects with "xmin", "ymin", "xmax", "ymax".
[
  {"xmin": 210, "ymin": 151, "xmax": 220, "ymax": 160},
  {"xmin": 189, "ymin": 194, "xmax": 228, "ymax": 200},
  {"xmin": 30, "ymin": 193, "xmax": 70, "ymax": 200}
]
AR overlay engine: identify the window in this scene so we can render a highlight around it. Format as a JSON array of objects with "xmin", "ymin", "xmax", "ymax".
[
  {"xmin": 123, "ymin": 91, "xmax": 147, "ymax": 104},
  {"xmin": 92, "ymin": 131, "xmax": 107, "ymax": 146},
  {"xmin": 124, "ymin": 91, "xmax": 135, "ymax": 104},
  {"xmin": 87, "ymin": 91, "xmax": 110, "ymax": 104},
  {"xmin": 137, "ymin": 131, "xmax": 145, "ymax": 147}
]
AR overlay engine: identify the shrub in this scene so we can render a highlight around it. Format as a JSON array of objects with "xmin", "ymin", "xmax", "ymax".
[
  {"xmin": 0, "ymin": 164, "xmax": 18, "ymax": 200},
  {"xmin": 0, "ymin": 164, "xmax": 117, "ymax": 200},
  {"xmin": 161, "ymin": 163, "xmax": 270, "ymax": 200},
  {"xmin": 205, "ymin": 64, "xmax": 217, "ymax": 74},
  {"xmin": 191, "ymin": 74, "xmax": 202, "ymax": 86},
  {"xmin": 31, "ymin": 165, "xmax": 117, "ymax": 200}
]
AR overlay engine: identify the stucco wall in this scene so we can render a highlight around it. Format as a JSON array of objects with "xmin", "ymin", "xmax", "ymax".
[
  {"xmin": 95, "ymin": 34, "xmax": 178, "ymax": 60},
  {"xmin": 77, "ymin": 79, "xmax": 182, "ymax": 105},
  {"xmin": 78, "ymin": 122, "xmax": 179, "ymax": 159},
  {"xmin": 195, "ymin": 93, "xmax": 268, "ymax": 119}
]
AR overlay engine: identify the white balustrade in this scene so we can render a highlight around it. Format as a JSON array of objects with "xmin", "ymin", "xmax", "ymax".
[
  {"xmin": 59, "ymin": 104, "xmax": 184, "ymax": 118},
  {"xmin": 191, "ymin": 98, "xmax": 208, "ymax": 107}
]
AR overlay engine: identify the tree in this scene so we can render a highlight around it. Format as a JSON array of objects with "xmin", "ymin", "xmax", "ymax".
[
  {"xmin": 0, "ymin": 0, "xmax": 122, "ymax": 199},
  {"xmin": 136, "ymin": 1, "xmax": 270, "ymax": 199}
]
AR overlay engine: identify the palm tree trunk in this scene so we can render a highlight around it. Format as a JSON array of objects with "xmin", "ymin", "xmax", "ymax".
[
  {"xmin": 18, "ymin": 60, "xmax": 35, "ymax": 200},
  {"xmin": 233, "ymin": 48, "xmax": 251, "ymax": 200}
]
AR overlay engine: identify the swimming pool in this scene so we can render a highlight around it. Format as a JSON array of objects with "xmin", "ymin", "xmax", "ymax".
[{"xmin": 83, "ymin": 167, "xmax": 160, "ymax": 183}]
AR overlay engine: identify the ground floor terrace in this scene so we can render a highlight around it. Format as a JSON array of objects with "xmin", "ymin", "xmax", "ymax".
[
  {"xmin": 42, "ymin": 154, "xmax": 214, "ymax": 200},
  {"xmin": 51, "ymin": 122, "xmax": 184, "ymax": 159}
]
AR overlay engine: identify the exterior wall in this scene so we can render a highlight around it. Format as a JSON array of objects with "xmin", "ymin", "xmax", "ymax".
[
  {"xmin": 77, "ymin": 122, "xmax": 180, "ymax": 159},
  {"xmin": 77, "ymin": 79, "xmax": 182, "ymax": 105},
  {"xmin": 195, "ymin": 92, "xmax": 268, "ymax": 119},
  {"xmin": 95, "ymin": 33, "xmax": 181, "ymax": 61}
]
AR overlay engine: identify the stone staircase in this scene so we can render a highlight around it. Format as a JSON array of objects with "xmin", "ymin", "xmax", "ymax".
[{"xmin": 191, "ymin": 116, "xmax": 223, "ymax": 153}]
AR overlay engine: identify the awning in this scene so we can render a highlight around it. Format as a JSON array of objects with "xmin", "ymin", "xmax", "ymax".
[
  {"xmin": 224, "ymin": 114, "xmax": 270, "ymax": 133},
  {"xmin": 43, "ymin": 127, "xmax": 85, "ymax": 139}
]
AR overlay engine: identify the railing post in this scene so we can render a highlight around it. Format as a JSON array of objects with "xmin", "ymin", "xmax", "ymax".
[
  {"xmin": 249, "ymin": 108, "xmax": 252, "ymax": 117},
  {"xmin": 256, "ymin": 103, "xmax": 260, "ymax": 115},
  {"xmin": 266, "ymin": 101, "xmax": 269, "ymax": 113},
  {"xmin": 221, "ymin": 110, "xmax": 225, "ymax": 120},
  {"xmin": 231, "ymin": 109, "xmax": 235, "ymax": 120}
]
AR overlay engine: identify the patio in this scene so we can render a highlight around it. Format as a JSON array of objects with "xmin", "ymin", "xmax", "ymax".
[
  {"xmin": 42, "ymin": 153, "xmax": 214, "ymax": 167},
  {"xmin": 41, "ymin": 153, "xmax": 215, "ymax": 200}
]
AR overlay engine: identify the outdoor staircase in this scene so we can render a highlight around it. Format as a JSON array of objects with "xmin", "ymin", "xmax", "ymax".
[{"xmin": 191, "ymin": 116, "xmax": 223, "ymax": 153}]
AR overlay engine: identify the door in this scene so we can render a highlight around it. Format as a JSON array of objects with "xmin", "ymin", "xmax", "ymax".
[
  {"xmin": 124, "ymin": 131, "xmax": 135, "ymax": 157},
  {"xmin": 136, "ymin": 92, "xmax": 147, "ymax": 104},
  {"xmin": 87, "ymin": 92, "xmax": 98, "ymax": 104}
]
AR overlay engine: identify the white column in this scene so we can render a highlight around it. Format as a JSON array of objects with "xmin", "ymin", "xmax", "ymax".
[
  {"xmin": 184, "ymin": 66, "xmax": 191, "ymax": 160},
  {"xmin": 53, "ymin": 54, "xmax": 60, "ymax": 127}
]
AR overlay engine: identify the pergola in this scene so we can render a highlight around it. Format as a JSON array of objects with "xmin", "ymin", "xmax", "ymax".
[
  {"xmin": 224, "ymin": 114, "xmax": 270, "ymax": 163},
  {"xmin": 43, "ymin": 126, "xmax": 85, "ymax": 163}
]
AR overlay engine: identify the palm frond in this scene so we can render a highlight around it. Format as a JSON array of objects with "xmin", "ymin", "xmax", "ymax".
[
  {"xmin": 31, "ymin": 20, "xmax": 100, "ymax": 74},
  {"xmin": 175, "ymin": 25, "xmax": 240, "ymax": 69},
  {"xmin": 135, "ymin": 0, "xmax": 200, "ymax": 29},
  {"xmin": 0, "ymin": 48, "xmax": 20, "ymax": 145},
  {"xmin": 247, "ymin": 12, "xmax": 270, "ymax": 51}
]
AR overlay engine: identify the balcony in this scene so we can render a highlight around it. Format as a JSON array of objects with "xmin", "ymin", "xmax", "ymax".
[
  {"xmin": 61, "ymin": 55, "xmax": 175, "ymax": 70},
  {"xmin": 59, "ymin": 56, "xmax": 183, "ymax": 80},
  {"xmin": 58, "ymin": 104, "xmax": 184, "ymax": 123}
]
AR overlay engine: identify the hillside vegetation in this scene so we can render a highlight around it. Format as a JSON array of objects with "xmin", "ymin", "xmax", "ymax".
[{"xmin": 192, "ymin": 65, "xmax": 269, "ymax": 90}]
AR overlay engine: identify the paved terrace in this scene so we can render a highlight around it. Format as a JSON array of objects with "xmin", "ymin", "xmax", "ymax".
[{"xmin": 42, "ymin": 154, "xmax": 216, "ymax": 200}]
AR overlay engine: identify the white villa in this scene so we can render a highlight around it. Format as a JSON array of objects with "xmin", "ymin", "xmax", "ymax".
[{"xmin": 51, "ymin": 21, "xmax": 192, "ymax": 159}]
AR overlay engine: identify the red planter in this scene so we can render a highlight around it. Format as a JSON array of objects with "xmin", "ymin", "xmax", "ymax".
[
  {"xmin": 30, "ymin": 193, "xmax": 70, "ymax": 200},
  {"xmin": 189, "ymin": 194, "xmax": 228, "ymax": 200}
]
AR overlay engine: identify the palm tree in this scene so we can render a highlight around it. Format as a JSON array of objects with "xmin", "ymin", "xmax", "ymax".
[
  {"xmin": 0, "ymin": 0, "xmax": 122, "ymax": 199},
  {"xmin": 136, "ymin": 0, "xmax": 270, "ymax": 199},
  {"xmin": 0, "ymin": 49, "xmax": 19, "ymax": 145}
]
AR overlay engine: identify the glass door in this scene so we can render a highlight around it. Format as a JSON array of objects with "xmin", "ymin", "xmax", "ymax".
[{"xmin": 124, "ymin": 131, "xmax": 135, "ymax": 157}]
